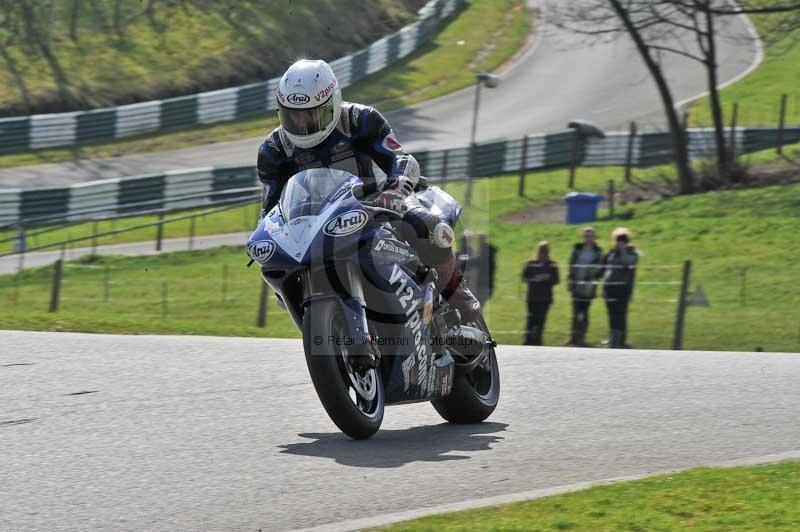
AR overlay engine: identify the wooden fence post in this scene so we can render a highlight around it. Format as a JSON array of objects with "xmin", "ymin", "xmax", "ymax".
[
  {"xmin": 440, "ymin": 150, "xmax": 449, "ymax": 188},
  {"xmin": 672, "ymin": 260, "xmax": 692, "ymax": 350},
  {"xmin": 257, "ymin": 283, "xmax": 269, "ymax": 328},
  {"xmin": 729, "ymin": 102, "xmax": 739, "ymax": 163},
  {"xmin": 624, "ymin": 122, "xmax": 637, "ymax": 183},
  {"xmin": 608, "ymin": 180, "xmax": 615, "ymax": 218},
  {"xmin": 518, "ymin": 135, "xmax": 529, "ymax": 197},
  {"xmin": 48, "ymin": 259, "xmax": 63, "ymax": 313},
  {"xmin": 777, "ymin": 93, "xmax": 787, "ymax": 155},
  {"xmin": 188, "ymin": 216, "xmax": 196, "ymax": 251},
  {"xmin": 155, "ymin": 212, "xmax": 165, "ymax": 251},
  {"xmin": 465, "ymin": 144, "xmax": 475, "ymax": 207},
  {"xmin": 568, "ymin": 134, "xmax": 579, "ymax": 189},
  {"xmin": 91, "ymin": 221, "xmax": 98, "ymax": 255}
]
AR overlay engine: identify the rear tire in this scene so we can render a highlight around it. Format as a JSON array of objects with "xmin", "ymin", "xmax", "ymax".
[
  {"xmin": 432, "ymin": 315, "xmax": 500, "ymax": 423},
  {"xmin": 303, "ymin": 299, "xmax": 384, "ymax": 439}
]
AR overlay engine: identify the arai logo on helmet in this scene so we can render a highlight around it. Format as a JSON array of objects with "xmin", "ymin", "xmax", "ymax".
[
  {"xmin": 247, "ymin": 240, "xmax": 276, "ymax": 264},
  {"xmin": 286, "ymin": 93, "xmax": 310, "ymax": 105},
  {"xmin": 323, "ymin": 210, "xmax": 368, "ymax": 237}
]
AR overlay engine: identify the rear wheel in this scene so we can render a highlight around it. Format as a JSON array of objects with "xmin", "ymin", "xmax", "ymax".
[
  {"xmin": 302, "ymin": 299, "xmax": 384, "ymax": 439},
  {"xmin": 432, "ymin": 315, "xmax": 500, "ymax": 423}
]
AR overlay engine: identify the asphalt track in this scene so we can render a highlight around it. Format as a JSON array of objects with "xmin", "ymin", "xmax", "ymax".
[
  {"xmin": 2, "ymin": 331, "xmax": 799, "ymax": 531},
  {"xmin": 0, "ymin": 0, "xmax": 760, "ymax": 188}
]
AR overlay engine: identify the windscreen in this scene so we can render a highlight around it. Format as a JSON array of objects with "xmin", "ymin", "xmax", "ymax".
[{"xmin": 279, "ymin": 168, "xmax": 356, "ymax": 221}]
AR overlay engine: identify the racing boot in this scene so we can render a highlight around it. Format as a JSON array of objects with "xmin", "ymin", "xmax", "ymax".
[{"xmin": 434, "ymin": 254, "xmax": 481, "ymax": 323}]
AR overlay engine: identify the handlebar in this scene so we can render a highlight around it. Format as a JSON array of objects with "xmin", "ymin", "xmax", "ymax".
[
  {"xmin": 362, "ymin": 204, "xmax": 404, "ymax": 221},
  {"xmin": 351, "ymin": 175, "xmax": 429, "ymax": 200},
  {"xmin": 351, "ymin": 175, "xmax": 430, "ymax": 221}
]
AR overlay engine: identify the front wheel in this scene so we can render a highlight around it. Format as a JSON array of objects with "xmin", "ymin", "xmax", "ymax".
[
  {"xmin": 302, "ymin": 299, "xmax": 384, "ymax": 439},
  {"xmin": 432, "ymin": 315, "xmax": 500, "ymax": 423}
]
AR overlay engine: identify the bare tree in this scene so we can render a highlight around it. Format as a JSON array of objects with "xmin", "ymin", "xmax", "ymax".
[
  {"xmin": 0, "ymin": 0, "xmax": 33, "ymax": 112},
  {"xmin": 552, "ymin": 0, "xmax": 697, "ymax": 193},
  {"xmin": 69, "ymin": 0, "xmax": 82, "ymax": 42},
  {"xmin": 554, "ymin": 1, "xmax": 800, "ymax": 191},
  {"xmin": 18, "ymin": 0, "xmax": 76, "ymax": 106},
  {"xmin": 114, "ymin": 0, "xmax": 124, "ymax": 38}
]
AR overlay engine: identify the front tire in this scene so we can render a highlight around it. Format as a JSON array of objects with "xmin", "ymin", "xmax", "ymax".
[
  {"xmin": 432, "ymin": 315, "xmax": 500, "ymax": 423},
  {"xmin": 303, "ymin": 299, "xmax": 384, "ymax": 439}
]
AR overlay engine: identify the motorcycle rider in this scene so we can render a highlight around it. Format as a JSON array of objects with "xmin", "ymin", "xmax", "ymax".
[{"xmin": 257, "ymin": 59, "xmax": 480, "ymax": 321}]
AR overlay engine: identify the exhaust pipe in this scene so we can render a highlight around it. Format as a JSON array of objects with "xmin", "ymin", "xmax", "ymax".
[{"xmin": 445, "ymin": 325, "xmax": 495, "ymax": 360}]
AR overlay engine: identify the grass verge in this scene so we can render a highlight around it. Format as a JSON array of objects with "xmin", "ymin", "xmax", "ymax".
[
  {"xmin": 0, "ymin": 0, "xmax": 531, "ymax": 171},
  {"xmin": 375, "ymin": 462, "xmax": 800, "ymax": 531}
]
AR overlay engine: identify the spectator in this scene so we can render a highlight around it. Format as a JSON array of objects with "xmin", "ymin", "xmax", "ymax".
[
  {"xmin": 456, "ymin": 231, "xmax": 477, "ymax": 287},
  {"xmin": 601, "ymin": 227, "xmax": 639, "ymax": 348},
  {"xmin": 474, "ymin": 233, "xmax": 497, "ymax": 306},
  {"xmin": 567, "ymin": 227, "xmax": 603, "ymax": 347},
  {"xmin": 456, "ymin": 231, "xmax": 471, "ymax": 274},
  {"xmin": 522, "ymin": 241, "xmax": 560, "ymax": 345}
]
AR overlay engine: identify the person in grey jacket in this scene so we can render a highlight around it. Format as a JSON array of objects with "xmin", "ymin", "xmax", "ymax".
[
  {"xmin": 567, "ymin": 227, "xmax": 603, "ymax": 347},
  {"xmin": 601, "ymin": 227, "xmax": 639, "ymax": 348}
]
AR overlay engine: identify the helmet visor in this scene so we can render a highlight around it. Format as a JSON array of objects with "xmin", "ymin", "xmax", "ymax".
[{"xmin": 278, "ymin": 99, "xmax": 335, "ymax": 136}]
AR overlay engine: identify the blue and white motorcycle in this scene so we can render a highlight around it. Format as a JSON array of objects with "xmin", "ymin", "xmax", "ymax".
[{"xmin": 247, "ymin": 168, "xmax": 499, "ymax": 439}]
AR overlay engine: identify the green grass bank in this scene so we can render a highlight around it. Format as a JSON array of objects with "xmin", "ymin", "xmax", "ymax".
[
  {"xmin": 376, "ymin": 461, "xmax": 800, "ymax": 531},
  {"xmin": 0, "ymin": 0, "xmax": 531, "ymax": 170},
  {"xmin": 690, "ymin": 8, "xmax": 800, "ymax": 127}
]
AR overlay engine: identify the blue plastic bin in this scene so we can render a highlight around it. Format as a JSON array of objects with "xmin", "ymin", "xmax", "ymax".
[{"xmin": 563, "ymin": 192, "xmax": 604, "ymax": 224}]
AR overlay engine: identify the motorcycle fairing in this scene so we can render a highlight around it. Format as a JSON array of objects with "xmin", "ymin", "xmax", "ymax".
[
  {"xmin": 372, "ymin": 260, "xmax": 454, "ymax": 404},
  {"xmin": 415, "ymin": 186, "xmax": 461, "ymax": 228}
]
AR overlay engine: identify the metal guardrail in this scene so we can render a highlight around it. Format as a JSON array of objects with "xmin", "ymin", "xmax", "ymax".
[
  {"xmin": 0, "ymin": 187, "xmax": 260, "ymax": 243},
  {"xmin": 3, "ymin": 124, "xmax": 798, "ymax": 229},
  {"xmin": 0, "ymin": 0, "xmax": 464, "ymax": 156}
]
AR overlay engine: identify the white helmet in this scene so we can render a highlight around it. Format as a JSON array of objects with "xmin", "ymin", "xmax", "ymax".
[{"xmin": 276, "ymin": 59, "xmax": 343, "ymax": 148}]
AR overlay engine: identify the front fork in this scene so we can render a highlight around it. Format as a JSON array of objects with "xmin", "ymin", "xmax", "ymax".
[{"xmin": 303, "ymin": 263, "xmax": 372, "ymax": 356}]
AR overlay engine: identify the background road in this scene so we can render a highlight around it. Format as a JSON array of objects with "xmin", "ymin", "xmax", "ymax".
[
  {"xmin": 2, "ymin": 331, "xmax": 798, "ymax": 531},
  {"xmin": 0, "ymin": 0, "xmax": 759, "ymax": 188}
]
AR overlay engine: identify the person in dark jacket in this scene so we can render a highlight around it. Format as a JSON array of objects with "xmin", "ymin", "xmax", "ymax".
[
  {"xmin": 475, "ymin": 233, "xmax": 498, "ymax": 307},
  {"xmin": 522, "ymin": 241, "xmax": 560, "ymax": 346},
  {"xmin": 601, "ymin": 227, "xmax": 639, "ymax": 348},
  {"xmin": 566, "ymin": 227, "xmax": 603, "ymax": 347}
]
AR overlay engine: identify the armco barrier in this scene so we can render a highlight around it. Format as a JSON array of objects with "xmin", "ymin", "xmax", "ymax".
[
  {"xmin": 1, "ymin": 125, "xmax": 798, "ymax": 228},
  {"xmin": 0, "ymin": 0, "xmax": 464, "ymax": 156}
]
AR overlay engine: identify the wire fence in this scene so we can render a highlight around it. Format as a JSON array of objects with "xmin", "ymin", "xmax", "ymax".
[
  {"xmin": 482, "ymin": 260, "xmax": 799, "ymax": 352},
  {"xmin": 2, "ymin": 256, "xmax": 796, "ymax": 351},
  {"xmin": 0, "ymin": 260, "xmax": 276, "ymax": 328}
]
